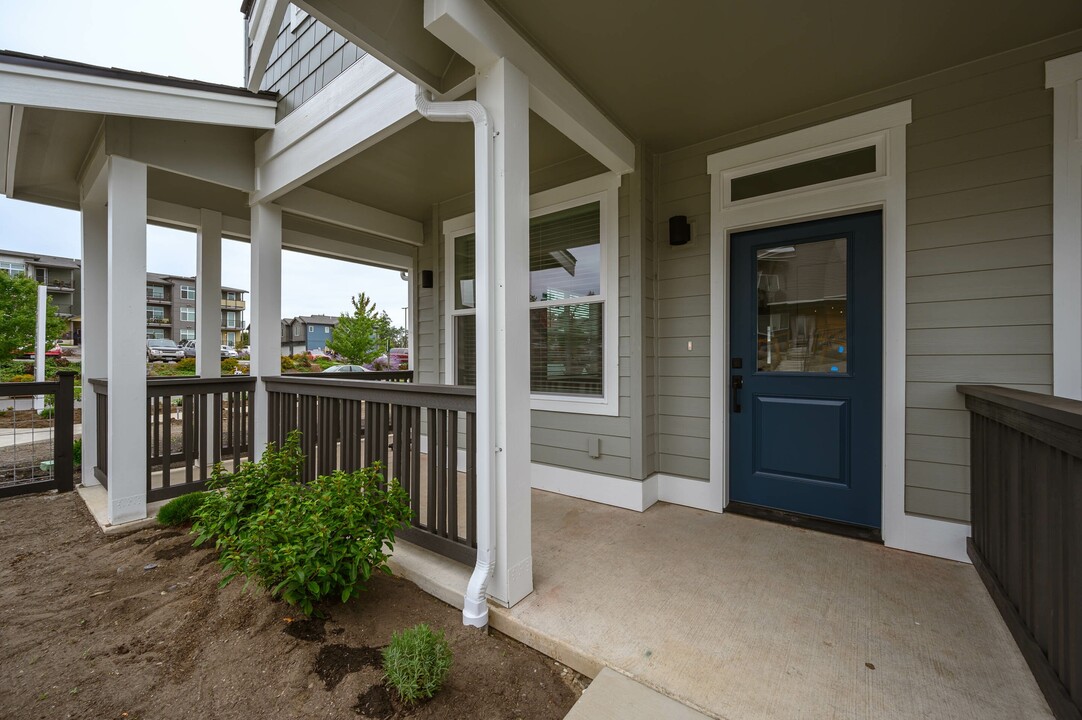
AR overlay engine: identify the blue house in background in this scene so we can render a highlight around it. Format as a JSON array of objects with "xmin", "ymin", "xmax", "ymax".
[{"xmin": 280, "ymin": 315, "xmax": 338, "ymax": 355}]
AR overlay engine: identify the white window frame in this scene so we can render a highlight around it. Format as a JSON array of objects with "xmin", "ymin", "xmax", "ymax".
[
  {"xmin": 180, "ymin": 328, "xmax": 196, "ymax": 342},
  {"xmin": 180, "ymin": 307, "xmax": 196, "ymax": 322},
  {"xmin": 180, "ymin": 284, "xmax": 196, "ymax": 300},
  {"xmin": 0, "ymin": 260, "xmax": 25, "ymax": 276},
  {"xmin": 443, "ymin": 173, "xmax": 620, "ymax": 416}
]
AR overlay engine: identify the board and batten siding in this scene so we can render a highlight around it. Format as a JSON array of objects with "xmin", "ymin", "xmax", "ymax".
[
  {"xmin": 259, "ymin": 7, "xmax": 367, "ymax": 120},
  {"xmin": 653, "ymin": 32, "xmax": 1079, "ymax": 523}
]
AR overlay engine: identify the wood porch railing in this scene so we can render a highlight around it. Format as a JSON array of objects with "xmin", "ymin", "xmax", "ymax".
[
  {"xmin": 0, "ymin": 373, "xmax": 75, "ymax": 498},
  {"xmin": 264, "ymin": 375, "xmax": 477, "ymax": 565},
  {"xmin": 87, "ymin": 376, "xmax": 255, "ymax": 502},
  {"xmin": 959, "ymin": 385, "xmax": 1082, "ymax": 720}
]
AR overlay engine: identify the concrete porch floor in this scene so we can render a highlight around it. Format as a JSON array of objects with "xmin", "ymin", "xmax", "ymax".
[{"xmin": 394, "ymin": 489, "xmax": 1052, "ymax": 720}]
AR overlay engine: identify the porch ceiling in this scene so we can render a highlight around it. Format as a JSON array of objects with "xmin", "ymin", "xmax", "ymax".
[
  {"xmin": 11, "ymin": 106, "xmax": 100, "ymax": 209},
  {"xmin": 483, "ymin": 0, "xmax": 1082, "ymax": 152},
  {"xmin": 305, "ymin": 108, "xmax": 606, "ymax": 222}
]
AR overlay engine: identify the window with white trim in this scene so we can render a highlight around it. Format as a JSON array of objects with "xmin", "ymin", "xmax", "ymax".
[
  {"xmin": 445, "ymin": 174, "xmax": 620, "ymax": 415},
  {"xmin": 180, "ymin": 307, "xmax": 196, "ymax": 322},
  {"xmin": 180, "ymin": 328, "xmax": 196, "ymax": 342},
  {"xmin": 180, "ymin": 285, "xmax": 195, "ymax": 300},
  {"xmin": 0, "ymin": 260, "xmax": 25, "ymax": 277}
]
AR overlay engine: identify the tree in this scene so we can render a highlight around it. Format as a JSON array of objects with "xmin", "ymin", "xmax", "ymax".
[
  {"xmin": 327, "ymin": 293, "xmax": 392, "ymax": 364},
  {"xmin": 0, "ymin": 273, "xmax": 65, "ymax": 358}
]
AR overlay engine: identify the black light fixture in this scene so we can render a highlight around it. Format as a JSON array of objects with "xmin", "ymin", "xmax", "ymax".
[
  {"xmin": 669, "ymin": 215, "xmax": 691, "ymax": 246},
  {"xmin": 421, "ymin": 270, "xmax": 434, "ymax": 288}
]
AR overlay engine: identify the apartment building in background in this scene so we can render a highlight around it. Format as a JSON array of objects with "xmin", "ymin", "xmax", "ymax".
[{"xmin": 0, "ymin": 248, "xmax": 245, "ymax": 346}]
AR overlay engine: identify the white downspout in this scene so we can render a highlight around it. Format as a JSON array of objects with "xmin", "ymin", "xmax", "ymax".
[{"xmin": 415, "ymin": 85, "xmax": 496, "ymax": 628}]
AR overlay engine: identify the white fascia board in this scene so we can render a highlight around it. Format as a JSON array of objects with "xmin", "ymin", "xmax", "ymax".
[
  {"xmin": 1047, "ymin": 51, "xmax": 1082, "ymax": 88},
  {"xmin": 4, "ymin": 104, "xmax": 22, "ymax": 198},
  {"xmin": 0, "ymin": 103, "xmax": 11, "ymax": 196},
  {"xmin": 278, "ymin": 186, "xmax": 423, "ymax": 246},
  {"xmin": 0, "ymin": 63, "xmax": 277, "ymax": 129},
  {"xmin": 251, "ymin": 72, "xmax": 418, "ymax": 205},
  {"xmin": 423, "ymin": 0, "xmax": 634, "ymax": 175},
  {"xmin": 247, "ymin": 0, "xmax": 289, "ymax": 92}
]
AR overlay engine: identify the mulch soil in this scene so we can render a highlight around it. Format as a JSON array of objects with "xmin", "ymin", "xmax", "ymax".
[
  {"xmin": 0, "ymin": 492, "xmax": 585, "ymax": 719},
  {"xmin": 0, "ymin": 408, "xmax": 83, "ymax": 429}
]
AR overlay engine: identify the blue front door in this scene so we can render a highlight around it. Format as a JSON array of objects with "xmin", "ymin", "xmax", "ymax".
[{"xmin": 728, "ymin": 212, "xmax": 882, "ymax": 528}]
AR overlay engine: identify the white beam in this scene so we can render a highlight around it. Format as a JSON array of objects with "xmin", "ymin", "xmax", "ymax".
[
  {"xmin": 247, "ymin": 0, "xmax": 290, "ymax": 92},
  {"xmin": 79, "ymin": 201, "xmax": 107, "ymax": 484},
  {"xmin": 249, "ymin": 203, "xmax": 283, "ymax": 459},
  {"xmin": 4, "ymin": 104, "xmax": 22, "ymax": 198},
  {"xmin": 196, "ymin": 209, "xmax": 223, "ymax": 378},
  {"xmin": 281, "ymin": 227, "xmax": 413, "ymax": 270},
  {"xmin": 252, "ymin": 71, "xmax": 417, "ymax": 204},
  {"xmin": 424, "ymin": 0, "xmax": 634, "ymax": 175},
  {"xmin": 477, "ymin": 57, "xmax": 533, "ymax": 607},
  {"xmin": 77, "ymin": 127, "xmax": 107, "ymax": 205},
  {"xmin": 106, "ymin": 118, "xmax": 257, "ymax": 192},
  {"xmin": 0, "ymin": 62, "xmax": 276, "ymax": 129},
  {"xmin": 106, "ymin": 157, "xmax": 148, "ymax": 525},
  {"xmin": 277, "ymin": 186, "xmax": 423, "ymax": 245}
]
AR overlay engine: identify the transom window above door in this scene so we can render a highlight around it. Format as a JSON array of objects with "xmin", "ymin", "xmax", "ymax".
[{"xmin": 445, "ymin": 174, "xmax": 620, "ymax": 415}]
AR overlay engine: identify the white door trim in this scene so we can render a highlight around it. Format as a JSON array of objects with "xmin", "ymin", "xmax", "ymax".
[
  {"xmin": 704, "ymin": 101, "xmax": 967, "ymax": 562},
  {"xmin": 1046, "ymin": 51, "xmax": 1082, "ymax": 400}
]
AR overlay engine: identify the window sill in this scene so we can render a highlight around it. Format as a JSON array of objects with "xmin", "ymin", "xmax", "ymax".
[{"xmin": 531, "ymin": 394, "xmax": 618, "ymax": 417}]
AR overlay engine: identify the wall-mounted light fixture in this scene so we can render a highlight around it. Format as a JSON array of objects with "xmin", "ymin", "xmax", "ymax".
[
  {"xmin": 421, "ymin": 270, "xmax": 434, "ymax": 288},
  {"xmin": 669, "ymin": 215, "xmax": 691, "ymax": 246}
]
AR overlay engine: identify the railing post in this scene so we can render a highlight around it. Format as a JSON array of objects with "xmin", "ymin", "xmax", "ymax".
[{"xmin": 53, "ymin": 372, "xmax": 75, "ymax": 492}]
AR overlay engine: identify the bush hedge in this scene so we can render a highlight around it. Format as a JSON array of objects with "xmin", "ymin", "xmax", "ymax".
[
  {"xmin": 158, "ymin": 491, "xmax": 210, "ymax": 526},
  {"xmin": 193, "ymin": 431, "xmax": 412, "ymax": 616}
]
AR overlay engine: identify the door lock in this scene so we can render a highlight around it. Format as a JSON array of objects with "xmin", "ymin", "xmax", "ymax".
[{"xmin": 731, "ymin": 375, "xmax": 743, "ymax": 413}]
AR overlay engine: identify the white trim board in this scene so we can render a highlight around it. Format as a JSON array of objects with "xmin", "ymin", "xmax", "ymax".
[
  {"xmin": 0, "ymin": 61, "xmax": 276, "ymax": 129},
  {"xmin": 1046, "ymin": 51, "xmax": 1082, "ymax": 400},
  {"xmin": 704, "ymin": 100, "xmax": 970, "ymax": 564},
  {"xmin": 531, "ymin": 463, "xmax": 657, "ymax": 512}
]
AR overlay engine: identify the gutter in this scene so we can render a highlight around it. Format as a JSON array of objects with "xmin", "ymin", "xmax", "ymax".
[{"xmin": 414, "ymin": 85, "xmax": 496, "ymax": 628}]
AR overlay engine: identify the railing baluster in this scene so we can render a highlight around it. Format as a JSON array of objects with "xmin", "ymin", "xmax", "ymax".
[
  {"xmin": 447, "ymin": 409, "xmax": 458, "ymax": 542},
  {"xmin": 427, "ymin": 407, "xmax": 438, "ymax": 533}
]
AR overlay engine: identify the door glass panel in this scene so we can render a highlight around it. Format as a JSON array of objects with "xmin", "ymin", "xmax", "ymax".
[{"xmin": 756, "ymin": 238, "xmax": 847, "ymax": 373}]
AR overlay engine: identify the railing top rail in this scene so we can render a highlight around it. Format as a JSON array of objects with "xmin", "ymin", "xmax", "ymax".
[
  {"xmin": 958, "ymin": 384, "xmax": 1082, "ymax": 432},
  {"xmin": 0, "ymin": 379, "xmax": 63, "ymax": 395},
  {"xmin": 265, "ymin": 375, "xmax": 475, "ymax": 412},
  {"xmin": 88, "ymin": 375, "xmax": 256, "ymax": 394}
]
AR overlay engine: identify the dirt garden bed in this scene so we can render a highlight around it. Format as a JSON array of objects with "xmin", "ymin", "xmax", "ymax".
[
  {"xmin": 0, "ymin": 492, "xmax": 584, "ymax": 719},
  {"xmin": 0, "ymin": 407, "xmax": 83, "ymax": 428}
]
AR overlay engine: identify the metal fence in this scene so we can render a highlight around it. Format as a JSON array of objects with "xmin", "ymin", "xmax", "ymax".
[{"xmin": 0, "ymin": 373, "xmax": 75, "ymax": 498}]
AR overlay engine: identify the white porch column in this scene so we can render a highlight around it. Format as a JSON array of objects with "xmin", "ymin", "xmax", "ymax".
[
  {"xmin": 477, "ymin": 58, "xmax": 533, "ymax": 606},
  {"xmin": 79, "ymin": 202, "xmax": 107, "ymax": 484},
  {"xmin": 106, "ymin": 156, "xmax": 148, "ymax": 524},
  {"xmin": 249, "ymin": 202, "xmax": 282, "ymax": 459},
  {"xmin": 196, "ymin": 209, "xmax": 223, "ymax": 378}
]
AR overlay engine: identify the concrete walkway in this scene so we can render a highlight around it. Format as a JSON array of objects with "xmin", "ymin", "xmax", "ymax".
[
  {"xmin": 390, "ymin": 489, "xmax": 1051, "ymax": 720},
  {"xmin": 0, "ymin": 424, "xmax": 81, "ymax": 449}
]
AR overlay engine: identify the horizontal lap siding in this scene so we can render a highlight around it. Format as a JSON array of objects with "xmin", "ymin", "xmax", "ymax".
[
  {"xmin": 656, "ymin": 156, "xmax": 711, "ymax": 480},
  {"xmin": 260, "ymin": 11, "xmax": 366, "ymax": 120},
  {"xmin": 531, "ymin": 182, "xmax": 633, "ymax": 477},
  {"xmin": 904, "ymin": 53, "xmax": 1055, "ymax": 522},
  {"xmin": 651, "ymin": 36, "xmax": 1079, "ymax": 519}
]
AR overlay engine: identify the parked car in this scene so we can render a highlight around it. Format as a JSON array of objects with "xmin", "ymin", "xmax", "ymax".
[
  {"xmin": 322, "ymin": 364, "xmax": 369, "ymax": 373},
  {"xmin": 147, "ymin": 339, "xmax": 185, "ymax": 362},
  {"xmin": 179, "ymin": 340, "xmax": 197, "ymax": 358},
  {"xmin": 220, "ymin": 345, "xmax": 239, "ymax": 359}
]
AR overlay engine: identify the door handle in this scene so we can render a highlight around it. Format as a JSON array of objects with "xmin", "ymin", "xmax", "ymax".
[{"xmin": 731, "ymin": 375, "xmax": 743, "ymax": 413}]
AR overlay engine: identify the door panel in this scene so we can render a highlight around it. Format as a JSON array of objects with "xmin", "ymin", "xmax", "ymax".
[{"xmin": 729, "ymin": 212, "xmax": 882, "ymax": 528}]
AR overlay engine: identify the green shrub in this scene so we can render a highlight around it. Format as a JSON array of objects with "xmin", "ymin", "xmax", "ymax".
[
  {"xmin": 9, "ymin": 374, "xmax": 33, "ymax": 383},
  {"xmin": 158, "ymin": 492, "xmax": 210, "ymax": 526},
  {"xmin": 38, "ymin": 407, "xmax": 54, "ymax": 419},
  {"xmin": 221, "ymin": 358, "xmax": 238, "ymax": 374},
  {"xmin": 176, "ymin": 357, "xmax": 196, "ymax": 372},
  {"xmin": 193, "ymin": 431, "xmax": 412, "ymax": 616},
  {"xmin": 382, "ymin": 624, "xmax": 453, "ymax": 704},
  {"xmin": 280, "ymin": 356, "xmax": 295, "ymax": 372},
  {"xmin": 72, "ymin": 439, "xmax": 81, "ymax": 468}
]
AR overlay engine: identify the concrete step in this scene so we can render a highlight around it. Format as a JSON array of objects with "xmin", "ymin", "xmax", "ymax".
[{"xmin": 564, "ymin": 668, "xmax": 714, "ymax": 720}]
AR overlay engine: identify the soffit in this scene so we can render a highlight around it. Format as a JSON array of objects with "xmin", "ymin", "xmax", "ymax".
[
  {"xmin": 12, "ymin": 107, "xmax": 101, "ymax": 209},
  {"xmin": 489, "ymin": 0, "xmax": 1082, "ymax": 151},
  {"xmin": 305, "ymin": 108, "xmax": 606, "ymax": 221}
]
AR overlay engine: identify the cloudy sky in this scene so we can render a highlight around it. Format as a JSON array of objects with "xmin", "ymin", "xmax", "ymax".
[{"xmin": 0, "ymin": 0, "xmax": 409, "ymax": 324}]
